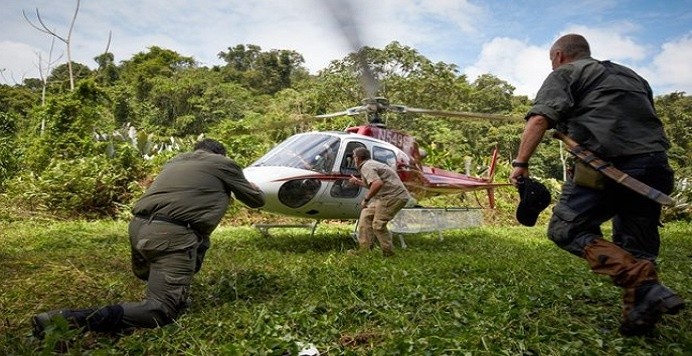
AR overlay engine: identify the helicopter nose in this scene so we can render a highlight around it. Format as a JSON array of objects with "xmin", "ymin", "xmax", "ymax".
[
  {"xmin": 242, "ymin": 167, "xmax": 275, "ymax": 192},
  {"xmin": 243, "ymin": 167, "xmax": 272, "ymax": 189}
]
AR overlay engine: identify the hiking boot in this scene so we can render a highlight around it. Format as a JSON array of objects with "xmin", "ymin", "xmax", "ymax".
[
  {"xmin": 33, "ymin": 306, "xmax": 127, "ymax": 337},
  {"xmin": 619, "ymin": 283, "xmax": 685, "ymax": 336}
]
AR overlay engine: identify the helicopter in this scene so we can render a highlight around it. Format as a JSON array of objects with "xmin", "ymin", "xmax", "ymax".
[
  {"xmin": 241, "ymin": 0, "xmax": 515, "ymax": 236},
  {"xmin": 242, "ymin": 97, "xmax": 512, "ymax": 224}
]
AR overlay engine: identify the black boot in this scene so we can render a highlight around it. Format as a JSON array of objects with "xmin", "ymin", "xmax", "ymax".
[
  {"xmin": 32, "ymin": 305, "xmax": 125, "ymax": 339},
  {"xmin": 619, "ymin": 283, "xmax": 685, "ymax": 336},
  {"xmin": 582, "ymin": 238, "xmax": 685, "ymax": 336}
]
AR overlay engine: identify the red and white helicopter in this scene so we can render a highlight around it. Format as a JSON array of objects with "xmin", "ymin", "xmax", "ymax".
[
  {"xmin": 242, "ymin": 0, "xmax": 512, "ymax": 235},
  {"xmin": 243, "ymin": 97, "xmax": 511, "ymax": 223}
]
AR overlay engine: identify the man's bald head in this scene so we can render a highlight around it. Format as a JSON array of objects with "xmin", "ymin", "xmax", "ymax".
[
  {"xmin": 549, "ymin": 34, "xmax": 591, "ymax": 69},
  {"xmin": 551, "ymin": 34, "xmax": 591, "ymax": 60}
]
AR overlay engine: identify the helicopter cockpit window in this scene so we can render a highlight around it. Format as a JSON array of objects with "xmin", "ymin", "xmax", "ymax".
[
  {"xmin": 250, "ymin": 134, "xmax": 340, "ymax": 173},
  {"xmin": 373, "ymin": 147, "xmax": 397, "ymax": 169}
]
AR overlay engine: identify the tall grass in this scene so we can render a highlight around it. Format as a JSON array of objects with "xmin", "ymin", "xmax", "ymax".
[{"xmin": 1, "ymin": 220, "xmax": 690, "ymax": 355}]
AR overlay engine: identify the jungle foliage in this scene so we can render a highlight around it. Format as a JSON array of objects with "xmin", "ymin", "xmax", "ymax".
[{"xmin": 0, "ymin": 41, "xmax": 691, "ymax": 222}]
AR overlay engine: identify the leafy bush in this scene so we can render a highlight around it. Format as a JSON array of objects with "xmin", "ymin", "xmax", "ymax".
[
  {"xmin": 20, "ymin": 81, "xmax": 112, "ymax": 175},
  {"xmin": 4, "ymin": 145, "xmax": 150, "ymax": 219},
  {"xmin": 212, "ymin": 113, "xmax": 276, "ymax": 167},
  {"xmin": 0, "ymin": 113, "xmax": 21, "ymax": 190}
]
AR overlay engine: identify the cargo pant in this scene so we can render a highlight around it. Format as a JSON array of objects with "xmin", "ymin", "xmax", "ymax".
[
  {"xmin": 545, "ymin": 152, "xmax": 682, "ymax": 333},
  {"xmin": 122, "ymin": 216, "xmax": 208, "ymax": 328},
  {"xmin": 547, "ymin": 152, "xmax": 674, "ymax": 260},
  {"xmin": 37, "ymin": 217, "xmax": 209, "ymax": 333},
  {"xmin": 358, "ymin": 197, "xmax": 408, "ymax": 255}
]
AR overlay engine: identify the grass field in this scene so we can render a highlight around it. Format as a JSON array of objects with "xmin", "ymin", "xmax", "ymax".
[{"xmin": 1, "ymin": 219, "xmax": 690, "ymax": 355}]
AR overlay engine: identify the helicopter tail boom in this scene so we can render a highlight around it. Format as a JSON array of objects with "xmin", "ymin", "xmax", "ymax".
[{"xmin": 416, "ymin": 147, "xmax": 504, "ymax": 208}]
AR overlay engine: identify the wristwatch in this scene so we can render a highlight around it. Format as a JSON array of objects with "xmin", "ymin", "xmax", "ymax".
[{"xmin": 511, "ymin": 160, "xmax": 529, "ymax": 168}]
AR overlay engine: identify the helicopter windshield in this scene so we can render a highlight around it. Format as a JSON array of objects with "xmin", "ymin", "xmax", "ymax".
[{"xmin": 250, "ymin": 133, "xmax": 341, "ymax": 173}]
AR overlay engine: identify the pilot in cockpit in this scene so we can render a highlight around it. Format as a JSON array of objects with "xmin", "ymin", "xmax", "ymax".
[{"xmin": 310, "ymin": 142, "xmax": 338, "ymax": 172}]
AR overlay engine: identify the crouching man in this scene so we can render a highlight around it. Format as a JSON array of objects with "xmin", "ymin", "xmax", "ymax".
[{"xmin": 32, "ymin": 138, "xmax": 264, "ymax": 337}]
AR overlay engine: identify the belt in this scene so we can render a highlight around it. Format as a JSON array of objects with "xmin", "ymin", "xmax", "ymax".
[{"xmin": 136, "ymin": 213, "xmax": 193, "ymax": 230}]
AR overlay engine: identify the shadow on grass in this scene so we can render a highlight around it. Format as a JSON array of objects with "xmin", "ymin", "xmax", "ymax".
[
  {"xmin": 250, "ymin": 231, "xmax": 357, "ymax": 253},
  {"xmin": 243, "ymin": 228, "xmax": 504, "ymax": 255}
]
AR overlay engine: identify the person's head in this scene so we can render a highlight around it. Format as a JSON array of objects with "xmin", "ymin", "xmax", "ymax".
[
  {"xmin": 194, "ymin": 138, "xmax": 227, "ymax": 156},
  {"xmin": 549, "ymin": 34, "xmax": 591, "ymax": 70},
  {"xmin": 352, "ymin": 147, "xmax": 371, "ymax": 165}
]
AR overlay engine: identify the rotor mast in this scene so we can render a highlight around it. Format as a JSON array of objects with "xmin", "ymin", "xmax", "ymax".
[{"xmin": 363, "ymin": 97, "xmax": 389, "ymax": 126}]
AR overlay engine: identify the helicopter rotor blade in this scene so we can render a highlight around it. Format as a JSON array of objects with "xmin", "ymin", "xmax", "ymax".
[
  {"xmin": 319, "ymin": 1, "xmax": 519, "ymax": 125},
  {"xmin": 315, "ymin": 105, "xmax": 367, "ymax": 118},
  {"xmin": 395, "ymin": 106, "xmax": 517, "ymax": 121},
  {"xmin": 315, "ymin": 111, "xmax": 352, "ymax": 119},
  {"xmin": 322, "ymin": 0, "xmax": 379, "ymax": 98}
]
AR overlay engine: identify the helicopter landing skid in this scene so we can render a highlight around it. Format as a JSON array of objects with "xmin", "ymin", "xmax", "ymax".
[
  {"xmin": 390, "ymin": 207, "xmax": 484, "ymax": 249},
  {"xmin": 254, "ymin": 221, "xmax": 319, "ymax": 238}
]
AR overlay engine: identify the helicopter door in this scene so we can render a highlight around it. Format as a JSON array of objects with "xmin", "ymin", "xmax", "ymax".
[{"xmin": 330, "ymin": 141, "xmax": 365, "ymax": 198}]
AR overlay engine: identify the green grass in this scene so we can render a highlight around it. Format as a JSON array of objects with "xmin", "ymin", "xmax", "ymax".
[{"xmin": 1, "ymin": 220, "xmax": 690, "ymax": 355}]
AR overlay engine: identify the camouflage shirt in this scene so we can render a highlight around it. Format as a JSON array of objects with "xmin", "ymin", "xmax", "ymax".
[{"xmin": 526, "ymin": 57, "xmax": 670, "ymax": 158}]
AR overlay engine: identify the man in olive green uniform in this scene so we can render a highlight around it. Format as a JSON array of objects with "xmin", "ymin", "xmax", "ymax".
[
  {"xmin": 349, "ymin": 147, "xmax": 410, "ymax": 256},
  {"xmin": 32, "ymin": 138, "xmax": 264, "ymax": 336},
  {"xmin": 510, "ymin": 34, "xmax": 683, "ymax": 336}
]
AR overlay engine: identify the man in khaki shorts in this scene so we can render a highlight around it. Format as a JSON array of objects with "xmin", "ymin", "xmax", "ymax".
[{"xmin": 349, "ymin": 147, "xmax": 410, "ymax": 256}]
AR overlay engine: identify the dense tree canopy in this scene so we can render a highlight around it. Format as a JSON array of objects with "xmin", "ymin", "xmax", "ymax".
[
  {"xmin": 656, "ymin": 92, "xmax": 692, "ymax": 171},
  {"xmin": 0, "ymin": 41, "xmax": 690, "ymax": 220},
  {"xmin": 217, "ymin": 44, "xmax": 309, "ymax": 95}
]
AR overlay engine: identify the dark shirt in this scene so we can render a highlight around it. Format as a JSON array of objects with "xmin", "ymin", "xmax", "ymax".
[
  {"xmin": 133, "ymin": 150, "xmax": 265, "ymax": 235},
  {"xmin": 526, "ymin": 57, "xmax": 670, "ymax": 158}
]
